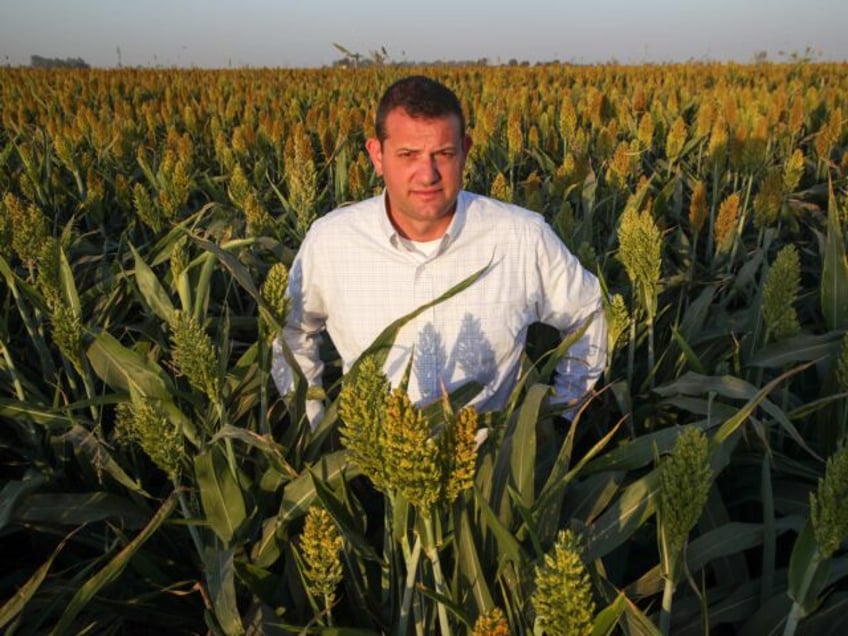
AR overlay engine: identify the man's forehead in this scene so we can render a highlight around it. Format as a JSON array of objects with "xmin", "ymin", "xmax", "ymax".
[{"xmin": 382, "ymin": 109, "xmax": 462, "ymax": 139}]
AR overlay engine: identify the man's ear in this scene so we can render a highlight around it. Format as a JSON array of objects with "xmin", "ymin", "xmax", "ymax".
[{"xmin": 365, "ymin": 137, "xmax": 383, "ymax": 177}]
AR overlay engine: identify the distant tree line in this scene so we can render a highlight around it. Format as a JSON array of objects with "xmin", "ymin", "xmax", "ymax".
[{"xmin": 30, "ymin": 55, "xmax": 89, "ymax": 69}]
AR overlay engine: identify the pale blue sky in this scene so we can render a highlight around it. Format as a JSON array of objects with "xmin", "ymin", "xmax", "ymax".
[{"xmin": 1, "ymin": 0, "xmax": 846, "ymax": 68}]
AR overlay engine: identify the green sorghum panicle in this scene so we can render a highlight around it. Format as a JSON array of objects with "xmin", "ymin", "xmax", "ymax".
[
  {"xmin": 338, "ymin": 356, "xmax": 392, "ymax": 492},
  {"xmin": 762, "ymin": 244, "xmax": 801, "ymax": 341},
  {"xmin": 170, "ymin": 310, "xmax": 220, "ymax": 402},
  {"xmin": 4, "ymin": 192, "xmax": 49, "ymax": 268},
  {"xmin": 133, "ymin": 183, "xmax": 162, "ymax": 233},
  {"xmin": 0, "ymin": 196, "xmax": 12, "ymax": 261},
  {"xmin": 36, "ymin": 238, "xmax": 62, "ymax": 310},
  {"xmin": 300, "ymin": 506, "xmax": 344, "ymax": 603},
  {"xmin": 170, "ymin": 235, "xmax": 189, "ymax": 280},
  {"xmin": 605, "ymin": 292, "xmax": 630, "ymax": 353},
  {"xmin": 260, "ymin": 262, "xmax": 291, "ymax": 331},
  {"xmin": 242, "ymin": 191, "xmax": 275, "ymax": 237},
  {"xmin": 659, "ymin": 426, "xmax": 712, "ymax": 557},
  {"xmin": 836, "ymin": 333, "xmax": 848, "ymax": 392},
  {"xmin": 617, "ymin": 203, "xmax": 662, "ymax": 316},
  {"xmin": 532, "ymin": 529, "xmax": 596, "ymax": 636},
  {"xmin": 115, "ymin": 399, "xmax": 183, "ymax": 480},
  {"xmin": 51, "ymin": 303, "xmax": 84, "ymax": 373},
  {"xmin": 471, "ymin": 607, "xmax": 511, "ymax": 636},
  {"xmin": 810, "ymin": 445, "xmax": 848, "ymax": 559},
  {"xmin": 382, "ymin": 388, "xmax": 443, "ymax": 511},
  {"xmin": 440, "ymin": 405, "xmax": 479, "ymax": 504}
]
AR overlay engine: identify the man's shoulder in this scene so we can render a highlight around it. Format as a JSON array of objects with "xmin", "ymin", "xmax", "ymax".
[
  {"xmin": 304, "ymin": 195, "xmax": 384, "ymax": 239},
  {"xmin": 461, "ymin": 191, "xmax": 550, "ymax": 232}
]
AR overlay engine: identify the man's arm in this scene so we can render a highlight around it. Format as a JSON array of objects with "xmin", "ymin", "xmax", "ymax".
[{"xmin": 535, "ymin": 225, "xmax": 608, "ymax": 417}]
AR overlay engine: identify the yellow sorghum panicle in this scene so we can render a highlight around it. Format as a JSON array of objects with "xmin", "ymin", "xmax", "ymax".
[
  {"xmin": 471, "ymin": 607, "xmax": 511, "ymax": 636},
  {"xmin": 762, "ymin": 245, "xmax": 801, "ymax": 341},
  {"xmin": 586, "ymin": 87, "xmax": 605, "ymax": 130},
  {"xmin": 338, "ymin": 356, "xmax": 391, "ymax": 492},
  {"xmin": 689, "ymin": 180, "xmax": 708, "ymax": 234},
  {"xmin": 169, "ymin": 310, "xmax": 220, "ymax": 402},
  {"xmin": 242, "ymin": 191, "xmax": 275, "ymax": 237},
  {"xmin": 659, "ymin": 426, "xmax": 712, "ymax": 557},
  {"xmin": 285, "ymin": 122, "xmax": 318, "ymax": 235},
  {"xmin": 528, "ymin": 124, "xmax": 541, "ymax": 152},
  {"xmin": 51, "ymin": 302, "xmax": 84, "ymax": 373},
  {"xmin": 559, "ymin": 93, "xmax": 577, "ymax": 140},
  {"xmin": 507, "ymin": 111, "xmax": 524, "ymax": 165},
  {"xmin": 300, "ymin": 506, "xmax": 344, "ymax": 603},
  {"xmin": 595, "ymin": 124, "xmax": 615, "ymax": 162},
  {"xmin": 84, "ymin": 166, "xmax": 105, "ymax": 211},
  {"xmin": 637, "ymin": 112, "xmax": 655, "ymax": 149},
  {"xmin": 810, "ymin": 445, "xmax": 848, "ymax": 559},
  {"xmin": 532, "ymin": 529, "xmax": 596, "ymax": 636},
  {"xmin": 836, "ymin": 333, "xmax": 848, "ymax": 391},
  {"xmin": 228, "ymin": 163, "xmax": 250, "ymax": 208},
  {"xmin": 708, "ymin": 117, "xmax": 728, "ymax": 170},
  {"xmin": 260, "ymin": 262, "xmax": 291, "ymax": 333},
  {"xmin": 788, "ymin": 97, "xmax": 805, "ymax": 137},
  {"xmin": 741, "ymin": 114, "xmax": 769, "ymax": 173},
  {"xmin": 607, "ymin": 142, "xmax": 633, "ymax": 192},
  {"xmin": 440, "ymin": 406, "xmax": 479, "ymax": 504},
  {"xmin": 753, "ymin": 168, "xmax": 784, "ymax": 230},
  {"xmin": 784, "ymin": 148, "xmax": 805, "ymax": 193},
  {"xmin": 814, "ymin": 107, "xmax": 842, "ymax": 164},
  {"xmin": 115, "ymin": 398, "xmax": 183, "ymax": 480},
  {"xmin": 695, "ymin": 100, "xmax": 715, "ymax": 139},
  {"xmin": 665, "ymin": 115, "xmax": 687, "ymax": 162},
  {"xmin": 382, "ymin": 388, "xmax": 442, "ymax": 511},
  {"xmin": 713, "ymin": 192, "xmax": 740, "ymax": 255},
  {"xmin": 347, "ymin": 151, "xmax": 370, "ymax": 202},
  {"xmin": 605, "ymin": 293, "xmax": 629, "ymax": 353},
  {"xmin": 617, "ymin": 203, "xmax": 662, "ymax": 316},
  {"xmin": 490, "ymin": 171, "xmax": 513, "ymax": 203}
]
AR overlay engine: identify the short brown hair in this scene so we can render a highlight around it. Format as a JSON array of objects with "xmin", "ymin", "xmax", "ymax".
[{"xmin": 375, "ymin": 75, "xmax": 466, "ymax": 143}]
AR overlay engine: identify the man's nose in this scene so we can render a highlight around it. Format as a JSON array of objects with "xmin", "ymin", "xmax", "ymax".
[{"xmin": 419, "ymin": 155, "xmax": 440, "ymax": 183}]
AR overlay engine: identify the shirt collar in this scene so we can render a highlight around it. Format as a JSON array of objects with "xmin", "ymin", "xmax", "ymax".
[{"xmin": 379, "ymin": 189, "xmax": 469, "ymax": 252}]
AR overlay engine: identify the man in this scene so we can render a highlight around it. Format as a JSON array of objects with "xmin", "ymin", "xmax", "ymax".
[{"xmin": 272, "ymin": 75, "xmax": 607, "ymax": 429}]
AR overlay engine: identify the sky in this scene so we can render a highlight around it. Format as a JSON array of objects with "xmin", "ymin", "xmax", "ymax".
[{"xmin": 1, "ymin": 0, "xmax": 847, "ymax": 69}]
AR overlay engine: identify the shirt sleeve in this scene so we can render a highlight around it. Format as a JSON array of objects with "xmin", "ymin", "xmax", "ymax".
[
  {"xmin": 534, "ymin": 224, "xmax": 608, "ymax": 416},
  {"xmin": 270, "ymin": 233, "xmax": 327, "ymax": 427}
]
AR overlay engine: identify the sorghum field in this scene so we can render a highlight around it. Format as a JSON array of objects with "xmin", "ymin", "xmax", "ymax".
[{"xmin": 1, "ymin": 62, "xmax": 847, "ymax": 635}]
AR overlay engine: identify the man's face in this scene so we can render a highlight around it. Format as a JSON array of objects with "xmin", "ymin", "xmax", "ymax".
[{"xmin": 366, "ymin": 108, "xmax": 471, "ymax": 241}]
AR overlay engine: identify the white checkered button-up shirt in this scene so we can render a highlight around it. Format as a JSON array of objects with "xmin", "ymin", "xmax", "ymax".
[{"xmin": 272, "ymin": 190, "xmax": 607, "ymax": 426}]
